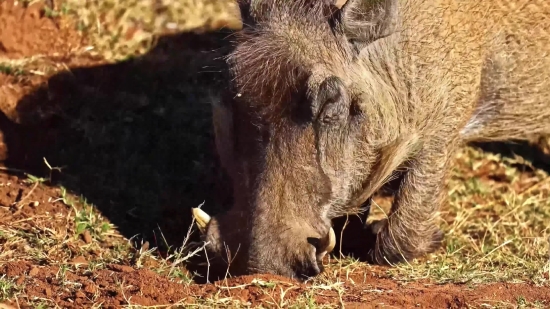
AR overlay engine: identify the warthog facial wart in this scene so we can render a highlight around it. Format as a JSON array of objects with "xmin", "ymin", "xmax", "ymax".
[{"xmin": 192, "ymin": 0, "xmax": 550, "ymax": 280}]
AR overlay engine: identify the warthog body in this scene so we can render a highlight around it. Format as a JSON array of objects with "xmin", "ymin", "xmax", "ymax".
[{"xmin": 194, "ymin": 0, "xmax": 550, "ymax": 280}]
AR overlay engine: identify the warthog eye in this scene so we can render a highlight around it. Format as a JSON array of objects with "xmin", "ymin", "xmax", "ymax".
[{"xmin": 314, "ymin": 76, "xmax": 353, "ymax": 125}]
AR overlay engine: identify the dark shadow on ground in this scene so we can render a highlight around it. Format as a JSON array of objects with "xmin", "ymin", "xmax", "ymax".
[
  {"xmin": 0, "ymin": 29, "xmax": 237, "ymax": 273},
  {"xmin": 469, "ymin": 140, "xmax": 550, "ymax": 174}
]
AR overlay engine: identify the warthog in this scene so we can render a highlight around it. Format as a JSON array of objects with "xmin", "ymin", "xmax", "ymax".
[{"xmin": 192, "ymin": 0, "xmax": 550, "ymax": 280}]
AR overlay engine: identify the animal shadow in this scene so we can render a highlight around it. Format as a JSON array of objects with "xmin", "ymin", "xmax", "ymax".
[
  {"xmin": 0, "ymin": 28, "xmax": 237, "ymax": 277},
  {"xmin": 469, "ymin": 140, "xmax": 550, "ymax": 174}
]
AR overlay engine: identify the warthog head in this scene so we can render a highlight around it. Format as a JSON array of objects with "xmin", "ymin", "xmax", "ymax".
[{"xmin": 193, "ymin": 0, "xmax": 409, "ymax": 280}]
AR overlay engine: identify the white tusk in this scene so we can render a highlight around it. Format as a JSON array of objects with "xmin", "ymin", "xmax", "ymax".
[
  {"xmin": 318, "ymin": 227, "xmax": 337, "ymax": 259},
  {"xmin": 192, "ymin": 207, "xmax": 211, "ymax": 232},
  {"xmin": 326, "ymin": 227, "xmax": 336, "ymax": 253}
]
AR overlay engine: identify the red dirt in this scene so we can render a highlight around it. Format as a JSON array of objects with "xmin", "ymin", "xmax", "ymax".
[
  {"xmin": 2, "ymin": 167, "xmax": 545, "ymax": 308},
  {"xmin": 0, "ymin": 0, "xmax": 84, "ymax": 59},
  {"xmin": 0, "ymin": 1, "xmax": 549, "ymax": 308},
  {"xmin": 0, "ymin": 0, "xmax": 98, "ymax": 125},
  {"xmin": 2, "ymin": 258, "xmax": 550, "ymax": 308}
]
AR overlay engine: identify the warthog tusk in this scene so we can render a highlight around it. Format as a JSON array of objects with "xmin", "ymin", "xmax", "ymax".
[
  {"xmin": 326, "ymin": 227, "xmax": 336, "ymax": 253},
  {"xmin": 192, "ymin": 207, "xmax": 211, "ymax": 232},
  {"xmin": 318, "ymin": 227, "xmax": 336, "ymax": 258}
]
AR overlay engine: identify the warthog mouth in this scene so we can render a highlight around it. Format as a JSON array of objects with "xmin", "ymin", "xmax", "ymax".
[{"xmin": 191, "ymin": 207, "xmax": 337, "ymax": 278}]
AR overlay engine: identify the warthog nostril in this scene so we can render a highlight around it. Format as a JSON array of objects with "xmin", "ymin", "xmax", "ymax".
[
  {"xmin": 307, "ymin": 237, "xmax": 322, "ymax": 251},
  {"xmin": 298, "ymin": 262, "xmax": 323, "ymax": 281}
]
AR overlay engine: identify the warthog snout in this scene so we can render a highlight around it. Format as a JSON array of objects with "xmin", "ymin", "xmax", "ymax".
[{"xmin": 192, "ymin": 207, "xmax": 336, "ymax": 280}]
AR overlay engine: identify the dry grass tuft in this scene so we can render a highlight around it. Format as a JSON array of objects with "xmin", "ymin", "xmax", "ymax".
[{"xmin": 385, "ymin": 147, "xmax": 550, "ymax": 285}]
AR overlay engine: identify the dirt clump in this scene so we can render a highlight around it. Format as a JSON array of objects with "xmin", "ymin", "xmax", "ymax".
[
  {"xmin": 0, "ymin": 0, "xmax": 98, "ymax": 125},
  {"xmin": 0, "ymin": 171, "xmax": 63, "ymax": 225},
  {"xmin": 0, "ymin": 0, "xmax": 84, "ymax": 59}
]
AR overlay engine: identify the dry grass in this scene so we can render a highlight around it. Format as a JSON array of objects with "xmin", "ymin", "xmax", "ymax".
[
  {"xmin": 378, "ymin": 147, "xmax": 550, "ymax": 285},
  {"xmin": 0, "ymin": 0, "xmax": 549, "ymax": 308},
  {"xmin": 63, "ymin": 0, "xmax": 241, "ymax": 61},
  {"xmin": 0, "ymin": 0, "xmax": 241, "ymax": 76}
]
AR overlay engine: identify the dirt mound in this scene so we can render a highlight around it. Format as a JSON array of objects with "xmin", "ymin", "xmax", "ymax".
[
  {"xmin": 0, "ymin": 0, "xmax": 84, "ymax": 58},
  {"xmin": 0, "ymin": 0, "xmax": 97, "ymax": 125}
]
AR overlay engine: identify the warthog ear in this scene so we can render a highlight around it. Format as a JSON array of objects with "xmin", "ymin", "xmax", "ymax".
[
  {"xmin": 236, "ymin": 0, "xmax": 255, "ymax": 27},
  {"xmin": 236, "ymin": 0, "xmax": 270, "ymax": 26},
  {"xmin": 240, "ymin": 0, "xmax": 340, "ymax": 26},
  {"xmin": 314, "ymin": 76, "xmax": 352, "ymax": 125},
  {"xmin": 236, "ymin": 0, "xmax": 281, "ymax": 26},
  {"xmin": 337, "ymin": 0, "xmax": 399, "ymax": 49}
]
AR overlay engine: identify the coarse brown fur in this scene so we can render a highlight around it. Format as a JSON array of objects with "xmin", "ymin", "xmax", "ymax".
[{"xmin": 199, "ymin": 0, "xmax": 550, "ymax": 280}]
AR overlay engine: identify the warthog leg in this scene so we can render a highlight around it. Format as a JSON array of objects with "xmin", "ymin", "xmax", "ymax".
[{"xmin": 363, "ymin": 137, "xmax": 454, "ymax": 265}]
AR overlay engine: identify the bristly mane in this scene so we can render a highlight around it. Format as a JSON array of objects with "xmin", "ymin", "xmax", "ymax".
[{"xmin": 226, "ymin": 0, "xmax": 349, "ymax": 124}]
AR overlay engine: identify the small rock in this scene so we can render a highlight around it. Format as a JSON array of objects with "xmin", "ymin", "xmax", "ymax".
[
  {"xmin": 75, "ymin": 290, "xmax": 86, "ymax": 299},
  {"xmin": 45, "ymin": 287, "xmax": 52, "ymax": 297},
  {"xmin": 0, "ymin": 302, "xmax": 17, "ymax": 309},
  {"xmin": 84, "ymin": 283, "xmax": 97, "ymax": 294},
  {"xmin": 15, "ymin": 276, "xmax": 24, "ymax": 285},
  {"xmin": 28, "ymin": 267, "xmax": 39, "ymax": 277},
  {"xmin": 82, "ymin": 230, "xmax": 92, "ymax": 244},
  {"xmin": 25, "ymin": 1, "xmax": 47, "ymax": 20},
  {"xmin": 70, "ymin": 256, "xmax": 88, "ymax": 266},
  {"xmin": 108, "ymin": 264, "xmax": 134, "ymax": 273},
  {"xmin": 30, "ymin": 201, "xmax": 39, "ymax": 207}
]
